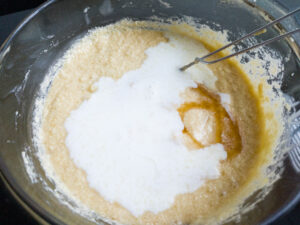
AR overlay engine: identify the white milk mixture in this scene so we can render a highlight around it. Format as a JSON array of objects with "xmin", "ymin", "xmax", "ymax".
[{"xmin": 64, "ymin": 35, "xmax": 227, "ymax": 216}]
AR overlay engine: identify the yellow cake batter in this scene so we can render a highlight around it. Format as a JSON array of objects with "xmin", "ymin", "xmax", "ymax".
[{"xmin": 41, "ymin": 20, "xmax": 280, "ymax": 225}]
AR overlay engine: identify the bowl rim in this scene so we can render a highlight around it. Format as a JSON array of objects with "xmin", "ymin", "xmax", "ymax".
[
  {"xmin": 0, "ymin": 0, "xmax": 300, "ymax": 224},
  {"xmin": 0, "ymin": 1, "xmax": 66, "ymax": 224}
]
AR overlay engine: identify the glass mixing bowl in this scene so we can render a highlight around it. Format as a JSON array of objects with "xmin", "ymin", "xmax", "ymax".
[{"xmin": 0, "ymin": 0, "xmax": 300, "ymax": 224}]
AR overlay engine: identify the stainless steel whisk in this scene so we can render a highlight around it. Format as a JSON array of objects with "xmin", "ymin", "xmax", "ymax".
[{"xmin": 180, "ymin": 7, "xmax": 300, "ymax": 71}]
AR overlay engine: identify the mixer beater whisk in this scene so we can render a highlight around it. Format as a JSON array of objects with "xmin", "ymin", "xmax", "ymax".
[{"xmin": 180, "ymin": 7, "xmax": 300, "ymax": 71}]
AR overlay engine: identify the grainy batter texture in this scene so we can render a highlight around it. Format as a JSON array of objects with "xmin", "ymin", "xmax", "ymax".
[{"xmin": 42, "ymin": 21, "xmax": 271, "ymax": 225}]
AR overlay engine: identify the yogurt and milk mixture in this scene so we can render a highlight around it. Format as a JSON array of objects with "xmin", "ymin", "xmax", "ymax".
[{"xmin": 39, "ymin": 20, "xmax": 282, "ymax": 224}]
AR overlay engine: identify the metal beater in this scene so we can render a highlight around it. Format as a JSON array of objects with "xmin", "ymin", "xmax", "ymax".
[{"xmin": 180, "ymin": 7, "xmax": 300, "ymax": 71}]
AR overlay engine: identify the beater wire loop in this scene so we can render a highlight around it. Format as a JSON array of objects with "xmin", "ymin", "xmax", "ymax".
[{"xmin": 180, "ymin": 7, "xmax": 300, "ymax": 70}]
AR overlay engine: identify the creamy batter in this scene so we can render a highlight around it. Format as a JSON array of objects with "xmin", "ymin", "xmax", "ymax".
[{"xmin": 40, "ymin": 20, "xmax": 279, "ymax": 225}]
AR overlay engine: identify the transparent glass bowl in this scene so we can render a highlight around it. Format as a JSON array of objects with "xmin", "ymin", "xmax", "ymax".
[{"xmin": 0, "ymin": 0, "xmax": 300, "ymax": 224}]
